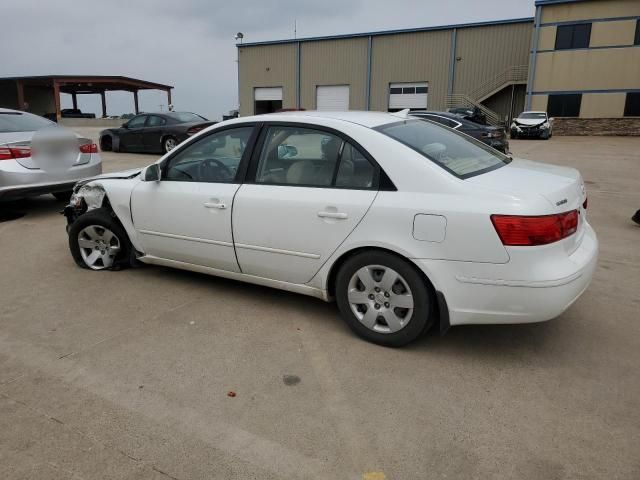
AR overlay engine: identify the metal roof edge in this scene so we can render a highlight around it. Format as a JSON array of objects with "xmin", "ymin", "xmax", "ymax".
[{"xmin": 237, "ymin": 17, "xmax": 535, "ymax": 47}]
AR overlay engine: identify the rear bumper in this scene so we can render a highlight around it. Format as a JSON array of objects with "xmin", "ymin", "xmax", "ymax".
[
  {"xmin": 0, "ymin": 156, "xmax": 102, "ymax": 200},
  {"xmin": 413, "ymin": 223, "xmax": 599, "ymax": 326}
]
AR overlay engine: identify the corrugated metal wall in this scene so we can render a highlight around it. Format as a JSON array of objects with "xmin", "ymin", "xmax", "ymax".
[
  {"xmin": 238, "ymin": 20, "xmax": 533, "ymax": 115},
  {"xmin": 369, "ymin": 30, "xmax": 452, "ymax": 111},
  {"xmin": 238, "ymin": 43, "xmax": 297, "ymax": 117},
  {"xmin": 300, "ymin": 38, "xmax": 368, "ymax": 110},
  {"xmin": 453, "ymin": 22, "xmax": 533, "ymax": 95}
]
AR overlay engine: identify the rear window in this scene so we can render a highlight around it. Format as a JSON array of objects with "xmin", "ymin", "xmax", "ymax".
[
  {"xmin": 0, "ymin": 111, "xmax": 54, "ymax": 133},
  {"xmin": 376, "ymin": 119, "xmax": 510, "ymax": 179},
  {"xmin": 167, "ymin": 112, "xmax": 207, "ymax": 123}
]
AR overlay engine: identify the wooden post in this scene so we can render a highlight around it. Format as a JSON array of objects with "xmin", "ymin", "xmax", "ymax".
[
  {"xmin": 16, "ymin": 80, "xmax": 25, "ymax": 110},
  {"xmin": 100, "ymin": 91, "xmax": 107, "ymax": 118},
  {"xmin": 72, "ymin": 92, "xmax": 78, "ymax": 110},
  {"xmin": 53, "ymin": 80, "xmax": 61, "ymax": 121},
  {"xmin": 133, "ymin": 90, "xmax": 139, "ymax": 114}
]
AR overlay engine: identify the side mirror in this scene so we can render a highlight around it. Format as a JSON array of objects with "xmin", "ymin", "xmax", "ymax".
[
  {"xmin": 549, "ymin": 117, "xmax": 555, "ymax": 122},
  {"xmin": 122, "ymin": 122, "xmax": 130, "ymax": 129},
  {"xmin": 143, "ymin": 163, "xmax": 161, "ymax": 182},
  {"xmin": 277, "ymin": 144, "xmax": 298, "ymax": 159}
]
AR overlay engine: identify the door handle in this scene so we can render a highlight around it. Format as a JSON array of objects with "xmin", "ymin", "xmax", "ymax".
[
  {"xmin": 204, "ymin": 202, "xmax": 227, "ymax": 209},
  {"xmin": 317, "ymin": 211, "xmax": 348, "ymax": 219}
]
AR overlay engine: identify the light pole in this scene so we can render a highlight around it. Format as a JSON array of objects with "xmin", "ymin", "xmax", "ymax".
[{"xmin": 234, "ymin": 32, "xmax": 244, "ymax": 115}]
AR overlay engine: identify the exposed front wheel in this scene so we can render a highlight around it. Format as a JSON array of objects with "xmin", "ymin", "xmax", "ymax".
[
  {"xmin": 68, "ymin": 208, "xmax": 132, "ymax": 270},
  {"xmin": 335, "ymin": 251, "xmax": 433, "ymax": 347}
]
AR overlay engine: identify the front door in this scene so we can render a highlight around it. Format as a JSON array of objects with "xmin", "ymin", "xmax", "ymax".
[
  {"xmin": 233, "ymin": 125, "xmax": 379, "ymax": 284},
  {"xmin": 120, "ymin": 114, "xmax": 148, "ymax": 151},
  {"xmin": 131, "ymin": 126, "xmax": 256, "ymax": 271}
]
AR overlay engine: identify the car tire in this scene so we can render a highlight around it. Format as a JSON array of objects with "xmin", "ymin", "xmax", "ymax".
[
  {"xmin": 335, "ymin": 250, "xmax": 433, "ymax": 347},
  {"xmin": 68, "ymin": 207, "xmax": 132, "ymax": 271},
  {"xmin": 52, "ymin": 190, "xmax": 73, "ymax": 202},
  {"xmin": 162, "ymin": 136, "xmax": 177, "ymax": 153}
]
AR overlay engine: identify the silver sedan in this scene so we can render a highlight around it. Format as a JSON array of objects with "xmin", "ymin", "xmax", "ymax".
[{"xmin": 0, "ymin": 108, "xmax": 102, "ymax": 201}]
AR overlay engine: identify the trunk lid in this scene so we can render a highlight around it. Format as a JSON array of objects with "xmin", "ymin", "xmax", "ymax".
[{"xmin": 468, "ymin": 158, "xmax": 587, "ymax": 254}]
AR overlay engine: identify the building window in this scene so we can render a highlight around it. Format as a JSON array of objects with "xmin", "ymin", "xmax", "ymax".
[
  {"xmin": 635, "ymin": 19, "xmax": 640, "ymax": 46},
  {"xmin": 624, "ymin": 92, "xmax": 640, "ymax": 117},
  {"xmin": 555, "ymin": 23, "xmax": 591, "ymax": 50},
  {"xmin": 547, "ymin": 94, "xmax": 582, "ymax": 117}
]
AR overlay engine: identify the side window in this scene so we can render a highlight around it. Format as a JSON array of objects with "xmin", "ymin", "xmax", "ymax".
[
  {"xmin": 255, "ymin": 127, "xmax": 343, "ymax": 187},
  {"xmin": 127, "ymin": 115, "xmax": 147, "ymax": 128},
  {"xmin": 335, "ymin": 143, "xmax": 376, "ymax": 189},
  {"xmin": 164, "ymin": 127, "xmax": 253, "ymax": 183},
  {"xmin": 147, "ymin": 115, "xmax": 166, "ymax": 127}
]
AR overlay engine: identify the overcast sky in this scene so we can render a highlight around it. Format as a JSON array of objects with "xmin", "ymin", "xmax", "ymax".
[{"xmin": 3, "ymin": 0, "xmax": 533, "ymax": 120}]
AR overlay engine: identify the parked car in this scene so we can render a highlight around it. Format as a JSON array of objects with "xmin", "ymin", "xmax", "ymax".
[
  {"xmin": 63, "ymin": 111, "xmax": 597, "ymax": 347},
  {"xmin": 0, "ymin": 108, "xmax": 101, "ymax": 201},
  {"xmin": 61, "ymin": 108, "xmax": 96, "ymax": 119},
  {"xmin": 511, "ymin": 111, "xmax": 553, "ymax": 139},
  {"xmin": 99, "ymin": 112, "xmax": 215, "ymax": 154},
  {"xmin": 411, "ymin": 111, "xmax": 509, "ymax": 153}
]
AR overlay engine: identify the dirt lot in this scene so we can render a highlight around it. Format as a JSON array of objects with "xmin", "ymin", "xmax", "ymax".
[{"xmin": 1, "ymin": 132, "xmax": 639, "ymax": 480}]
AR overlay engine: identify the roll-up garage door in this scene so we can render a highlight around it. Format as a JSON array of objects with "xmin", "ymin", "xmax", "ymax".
[
  {"xmin": 388, "ymin": 82, "xmax": 428, "ymax": 110},
  {"xmin": 316, "ymin": 85, "xmax": 350, "ymax": 111},
  {"xmin": 255, "ymin": 87, "xmax": 283, "ymax": 101}
]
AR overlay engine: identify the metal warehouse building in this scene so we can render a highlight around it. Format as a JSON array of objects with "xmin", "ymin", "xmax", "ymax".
[{"xmin": 238, "ymin": 0, "xmax": 640, "ymax": 135}]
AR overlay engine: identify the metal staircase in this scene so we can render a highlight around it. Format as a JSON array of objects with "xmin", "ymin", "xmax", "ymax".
[{"xmin": 446, "ymin": 65, "xmax": 528, "ymax": 126}]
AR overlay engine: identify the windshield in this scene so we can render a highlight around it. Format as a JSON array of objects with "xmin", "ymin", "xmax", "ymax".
[
  {"xmin": 0, "ymin": 111, "xmax": 55, "ymax": 133},
  {"xmin": 168, "ymin": 112, "xmax": 207, "ymax": 123},
  {"xmin": 519, "ymin": 112, "xmax": 547, "ymax": 120},
  {"xmin": 376, "ymin": 119, "xmax": 510, "ymax": 179}
]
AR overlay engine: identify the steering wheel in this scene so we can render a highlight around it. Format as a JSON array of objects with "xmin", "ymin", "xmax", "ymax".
[{"xmin": 198, "ymin": 158, "xmax": 233, "ymax": 182}]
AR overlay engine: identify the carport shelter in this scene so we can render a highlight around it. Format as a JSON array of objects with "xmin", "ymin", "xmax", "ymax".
[{"xmin": 0, "ymin": 75, "xmax": 173, "ymax": 119}]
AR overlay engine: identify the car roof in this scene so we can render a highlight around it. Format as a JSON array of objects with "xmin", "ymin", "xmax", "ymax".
[
  {"xmin": 234, "ymin": 111, "xmax": 407, "ymax": 128},
  {"xmin": 0, "ymin": 107, "xmax": 21, "ymax": 114}
]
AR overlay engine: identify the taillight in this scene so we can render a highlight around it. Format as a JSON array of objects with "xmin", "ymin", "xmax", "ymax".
[
  {"xmin": 187, "ymin": 126, "xmax": 204, "ymax": 135},
  {"xmin": 491, "ymin": 210, "xmax": 579, "ymax": 246},
  {"xmin": 79, "ymin": 143, "xmax": 98, "ymax": 154},
  {"xmin": 0, "ymin": 145, "xmax": 31, "ymax": 160}
]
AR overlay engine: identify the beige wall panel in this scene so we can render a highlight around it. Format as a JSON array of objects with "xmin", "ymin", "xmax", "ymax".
[
  {"xmin": 580, "ymin": 92, "xmax": 627, "ymax": 118},
  {"xmin": 300, "ymin": 38, "xmax": 368, "ymax": 110},
  {"xmin": 541, "ymin": 0, "xmax": 640, "ymax": 23},
  {"xmin": 453, "ymin": 22, "xmax": 533, "ymax": 95},
  {"xmin": 533, "ymin": 48, "xmax": 640, "ymax": 91},
  {"xmin": 590, "ymin": 20, "xmax": 637, "ymax": 47},
  {"xmin": 238, "ymin": 44, "xmax": 297, "ymax": 116},
  {"xmin": 369, "ymin": 30, "xmax": 451, "ymax": 111},
  {"xmin": 531, "ymin": 94, "xmax": 548, "ymax": 111},
  {"xmin": 538, "ymin": 26, "xmax": 557, "ymax": 50}
]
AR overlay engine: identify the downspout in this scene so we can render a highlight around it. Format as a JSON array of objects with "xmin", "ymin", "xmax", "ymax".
[
  {"xmin": 366, "ymin": 35, "xmax": 372, "ymax": 110},
  {"xmin": 296, "ymin": 41, "xmax": 302, "ymax": 109},
  {"xmin": 526, "ymin": 6, "xmax": 542, "ymax": 110},
  {"xmin": 448, "ymin": 28, "xmax": 457, "ymax": 97}
]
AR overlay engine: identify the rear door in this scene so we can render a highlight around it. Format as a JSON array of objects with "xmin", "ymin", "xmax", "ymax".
[
  {"xmin": 232, "ymin": 124, "xmax": 379, "ymax": 284},
  {"xmin": 143, "ymin": 115, "xmax": 166, "ymax": 152},
  {"xmin": 120, "ymin": 115, "xmax": 148, "ymax": 151}
]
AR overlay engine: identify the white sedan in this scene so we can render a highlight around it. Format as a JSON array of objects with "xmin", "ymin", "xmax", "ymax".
[{"xmin": 63, "ymin": 111, "xmax": 597, "ymax": 347}]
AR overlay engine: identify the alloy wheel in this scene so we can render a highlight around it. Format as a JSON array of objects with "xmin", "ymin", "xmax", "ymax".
[
  {"xmin": 77, "ymin": 225, "xmax": 121, "ymax": 270},
  {"xmin": 347, "ymin": 265, "xmax": 414, "ymax": 334},
  {"xmin": 165, "ymin": 138, "xmax": 177, "ymax": 151}
]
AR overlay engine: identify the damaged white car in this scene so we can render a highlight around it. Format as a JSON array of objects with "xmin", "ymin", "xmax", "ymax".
[{"xmin": 64, "ymin": 111, "xmax": 597, "ymax": 347}]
